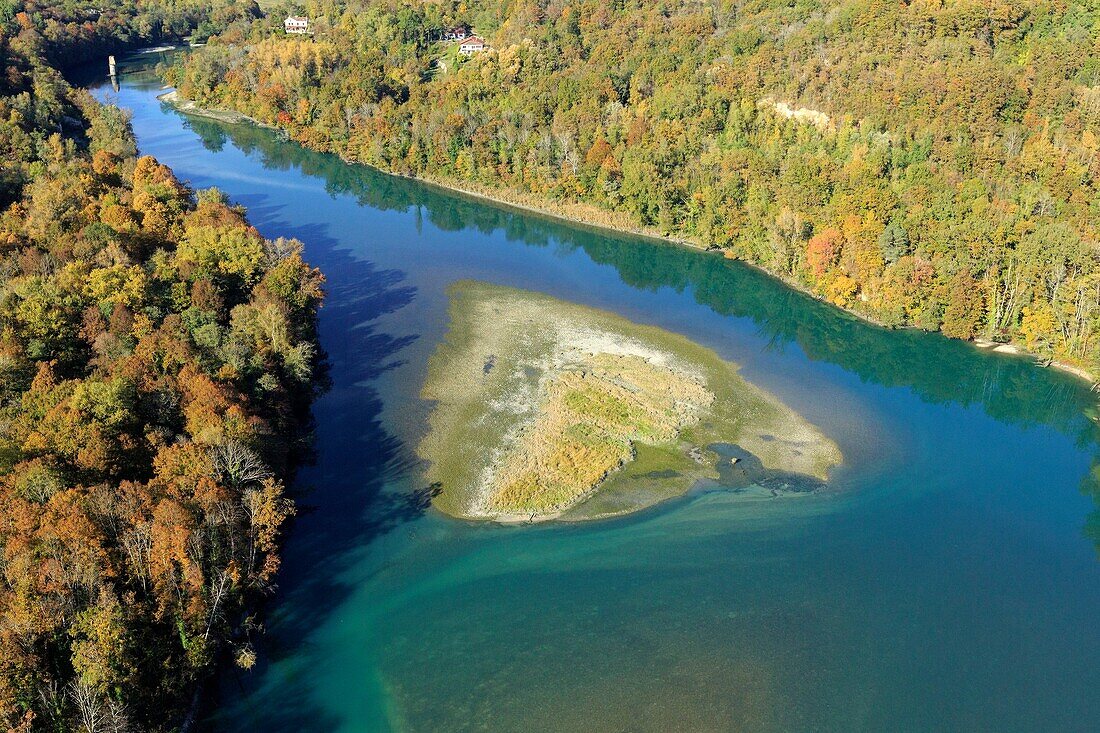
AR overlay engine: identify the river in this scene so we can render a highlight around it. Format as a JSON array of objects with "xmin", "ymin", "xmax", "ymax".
[{"xmin": 91, "ymin": 64, "xmax": 1100, "ymax": 732}]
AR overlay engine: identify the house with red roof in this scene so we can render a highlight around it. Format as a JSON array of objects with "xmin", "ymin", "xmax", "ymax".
[{"xmin": 459, "ymin": 36, "xmax": 487, "ymax": 55}]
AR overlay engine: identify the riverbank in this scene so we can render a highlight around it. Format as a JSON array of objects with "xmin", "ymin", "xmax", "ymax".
[
  {"xmin": 407, "ymin": 177, "xmax": 1098, "ymax": 387},
  {"xmin": 159, "ymin": 90, "xmax": 1096, "ymax": 388},
  {"xmin": 419, "ymin": 281, "xmax": 842, "ymax": 523},
  {"xmin": 158, "ymin": 88, "xmax": 274, "ymax": 127}
]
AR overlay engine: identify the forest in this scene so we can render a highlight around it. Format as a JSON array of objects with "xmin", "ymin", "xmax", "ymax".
[
  {"xmin": 169, "ymin": 0, "xmax": 1100, "ymax": 373},
  {"xmin": 2, "ymin": 0, "xmax": 260, "ymax": 68},
  {"xmin": 0, "ymin": 1, "xmax": 324, "ymax": 730}
]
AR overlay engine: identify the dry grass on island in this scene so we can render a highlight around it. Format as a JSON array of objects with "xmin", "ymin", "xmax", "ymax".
[{"xmin": 419, "ymin": 281, "xmax": 841, "ymax": 522}]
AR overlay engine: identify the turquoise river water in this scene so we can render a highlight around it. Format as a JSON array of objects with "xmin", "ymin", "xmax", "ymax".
[{"xmin": 92, "ymin": 66, "xmax": 1100, "ymax": 732}]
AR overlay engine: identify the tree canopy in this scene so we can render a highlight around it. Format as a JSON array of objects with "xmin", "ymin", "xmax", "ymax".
[
  {"xmin": 173, "ymin": 0, "xmax": 1100, "ymax": 371},
  {"xmin": 0, "ymin": 2, "xmax": 323, "ymax": 730}
]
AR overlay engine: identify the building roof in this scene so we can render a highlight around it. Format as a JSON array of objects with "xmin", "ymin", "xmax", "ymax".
[
  {"xmin": 461, "ymin": 36, "xmax": 486, "ymax": 45},
  {"xmin": 285, "ymin": 16, "xmax": 308, "ymax": 23}
]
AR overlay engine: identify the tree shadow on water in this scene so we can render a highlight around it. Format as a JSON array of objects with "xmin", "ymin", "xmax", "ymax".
[{"xmin": 202, "ymin": 202, "xmax": 434, "ymax": 731}]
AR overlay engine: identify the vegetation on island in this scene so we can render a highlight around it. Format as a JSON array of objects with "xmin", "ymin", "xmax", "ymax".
[
  {"xmin": 488, "ymin": 352, "xmax": 714, "ymax": 516},
  {"xmin": 169, "ymin": 0, "xmax": 1100, "ymax": 374},
  {"xmin": 0, "ymin": 2, "xmax": 324, "ymax": 730},
  {"xmin": 420, "ymin": 281, "xmax": 840, "ymax": 522}
]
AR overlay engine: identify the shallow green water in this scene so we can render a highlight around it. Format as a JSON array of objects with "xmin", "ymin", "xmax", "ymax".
[{"xmin": 94, "ymin": 68, "xmax": 1100, "ymax": 732}]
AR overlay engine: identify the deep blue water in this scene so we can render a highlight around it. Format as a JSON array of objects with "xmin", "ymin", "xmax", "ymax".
[{"xmin": 94, "ymin": 67, "xmax": 1100, "ymax": 732}]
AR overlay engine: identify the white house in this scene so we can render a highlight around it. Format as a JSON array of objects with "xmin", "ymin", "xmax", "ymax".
[
  {"xmin": 284, "ymin": 16, "xmax": 309, "ymax": 34},
  {"xmin": 459, "ymin": 36, "xmax": 487, "ymax": 55}
]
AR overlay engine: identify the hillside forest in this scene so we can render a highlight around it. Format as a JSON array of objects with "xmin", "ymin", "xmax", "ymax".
[
  {"xmin": 170, "ymin": 0, "xmax": 1100, "ymax": 373},
  {"xmin": 0, "ymin": 1, "xmax": 324, "ymax": 730}
]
